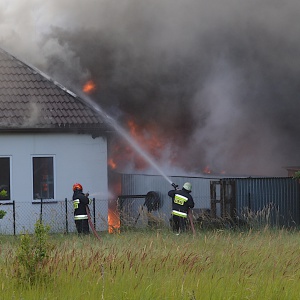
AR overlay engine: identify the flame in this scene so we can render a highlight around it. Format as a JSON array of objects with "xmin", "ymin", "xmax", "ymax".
[
  {"xmin": 108, "ymin": 174, "xmax": 121, "ymax": 233},
  {"xmin": 203, "ymin": 165, "xmax": 211, "ymax": 174},
  {"xmin": 108, "ymin": 158, "xmax": 117, "ymax": 170},
  {"xmin": 83, "ymin": 80, "xmax": 96, "ymax": 93},
  {"xmin": 108, "ymin": 118, "xmax": 166, "ymax": 171},
  {"xmin": 203, "ymin": 165, "xmax": 226, "ymax": 175},
  {"xmin": 127, "ymin": 120, "xmax": 163, "ymax": 155},
  {"xmin": 108, "ymin": 209, "xmax": 120, "ymax": 233}
]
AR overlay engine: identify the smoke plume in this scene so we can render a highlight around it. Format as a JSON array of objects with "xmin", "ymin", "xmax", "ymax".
[{"xmin": 1, "ymin": 0, "xmax": 300, "ymax": 176}]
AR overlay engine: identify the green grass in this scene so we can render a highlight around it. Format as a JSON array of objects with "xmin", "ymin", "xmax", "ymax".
[{"xmin": 1, "ymin": 228, "xmax": 300, "ymax": 299}]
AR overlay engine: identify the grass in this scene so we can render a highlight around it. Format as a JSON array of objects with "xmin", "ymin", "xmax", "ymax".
[{"xmin": 1, "ymin": 228, "xmax": 300, "ymax": 299}]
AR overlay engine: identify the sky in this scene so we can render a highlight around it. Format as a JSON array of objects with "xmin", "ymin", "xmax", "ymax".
[{"xmin": 1, "ymin": 0, "xmax": 300, "ymax": 176}]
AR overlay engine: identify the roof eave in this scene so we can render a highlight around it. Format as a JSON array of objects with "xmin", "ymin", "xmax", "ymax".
[{"xmin": 0, "ymin": 125, "xmax": 113, "ymax": 137}]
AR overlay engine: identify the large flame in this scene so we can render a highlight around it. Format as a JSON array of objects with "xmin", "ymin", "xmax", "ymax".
[
  {"xmin": 107, "ymin": 118, "xmax": 167, "ymax": 233},
  {"xmin": 108, "ymin": 118, "xmax": 166, "ymax": 171}
]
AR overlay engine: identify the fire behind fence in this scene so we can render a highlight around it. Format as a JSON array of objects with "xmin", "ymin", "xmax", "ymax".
[{"xmin": 0, "ymin": 198, "xmax": 108, "ymax": 235}]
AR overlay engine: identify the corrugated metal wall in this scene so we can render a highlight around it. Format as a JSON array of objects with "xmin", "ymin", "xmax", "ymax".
[
  {"xmin": 117, "ymin": 173, "xmax": 300, "ymax": 228},
  {"xmin": 232, "ymin": 177, "xmax": 300, "ymax": 227},
  {"xmin": 119, "ymin": 173, "xmax": 213, "ymax": 225}
]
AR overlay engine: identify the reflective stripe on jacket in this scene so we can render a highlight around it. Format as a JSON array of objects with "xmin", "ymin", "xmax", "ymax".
[
  {"xmin": 172, "ymin": 210, "xmax": 187, "ymax": 218},
  {"xmin": 74, "ymin": 214, "xmax": 88, "ymax": 220}
]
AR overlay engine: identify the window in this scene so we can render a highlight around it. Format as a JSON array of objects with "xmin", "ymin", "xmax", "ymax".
[
  {"xmin": 0, "ymin": 157, "xmax": 10, "ymax": 200},
  {"xmin": 32, "ymin": 156, "xmax": 54, "ymax": 199}
]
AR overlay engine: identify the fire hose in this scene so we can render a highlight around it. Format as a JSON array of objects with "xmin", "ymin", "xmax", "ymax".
[
  {"xmin": 171, "ymin": 183, "xmax": 195, "ymax": 235},
  {"xmin": 86, "ymin": 205, "xmax": 101, "ymax": 241}
]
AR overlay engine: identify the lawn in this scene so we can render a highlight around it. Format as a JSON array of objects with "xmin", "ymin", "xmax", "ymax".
[{"xmin": 1, "ymin": 228, "xmax": 300, "ymax": 299}]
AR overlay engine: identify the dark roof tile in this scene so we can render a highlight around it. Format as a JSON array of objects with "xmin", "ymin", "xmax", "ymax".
[{"xmin": 0, "ymin": 48, "xmax": 108, "ymax": 132}]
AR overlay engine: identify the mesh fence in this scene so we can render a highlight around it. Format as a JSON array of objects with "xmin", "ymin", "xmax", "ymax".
[
  {"xmin": 117, "ymin": 196, "xmax": 170, "ymax": 230},
  {"xmin": 0, "ymin": 198, "xmax": 108, "ymax": 235}
]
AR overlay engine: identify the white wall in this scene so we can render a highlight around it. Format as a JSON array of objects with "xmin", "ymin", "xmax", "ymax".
[{"xmin": 0, "ymin": 132, "xmax": 108, "ymax": 234}]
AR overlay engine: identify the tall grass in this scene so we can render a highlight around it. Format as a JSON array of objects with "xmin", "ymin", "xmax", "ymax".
[{"xmin": 1, "ymin": 228, "xmax": 300, "ymax": 299}]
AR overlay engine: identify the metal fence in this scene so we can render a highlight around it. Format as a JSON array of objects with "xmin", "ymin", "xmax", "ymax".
[
  {"xmin": 117, "ymin": 173, "xmax": 300, "ymax": 229},
  {"xmin": 234, "ymin": 177, "xmax": 300, "ymax": 227},
  {"xmin": 0, "ymin": 198, "xmax": 108, "ymax": 235}
]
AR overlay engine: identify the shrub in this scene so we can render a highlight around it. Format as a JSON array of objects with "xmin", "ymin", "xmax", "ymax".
[
  {"xmin": 0, "ymin": 189, "xmax": 8, "ymax": 200},
  {"xmin": 293, "ymin": 171, "xmax": 300, "ymax": 179},
  {"xmin": 0, "ymin": 210, "xmax": 6, "ymax": 219},
  {"xmin": 13, "ymin": 220, "xmax": 53, "ymax": 285}
]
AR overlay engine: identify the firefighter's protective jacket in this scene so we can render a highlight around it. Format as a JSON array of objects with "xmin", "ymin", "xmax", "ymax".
[
  {"xmin": 168, "ymin": 188, "xmax": 194, "ymax": 218},
  {"xmin": 73, "ymin": 190, "xmax": 90, "ymax": 220}
]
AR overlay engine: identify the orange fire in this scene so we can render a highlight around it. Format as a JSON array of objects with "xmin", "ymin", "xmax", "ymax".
[
  {"xmin": 108, "ymin": 158, "xmax": 117, "ymax": 170},
  {"xmin": 83, "ymin": 80, "xmax": 96, "ymax": 93},
  {"xmin": 203, "ymin": 165, "xmax": 211, "ymax": 174},
  {"xmin": 108, "ymin": 118, "xmax": 165, "ymax": 170},
  {"xmin": 127, "ymin": 119, "xmax": 163, "ymax": 154},
  {"xmin": 108, "ymin": 173, "xmax": 121, "ymax": 233},
  {"xmin": 108, "ymin": 209, "xmax": 120, "ymax": 234},
  {"xmin": 107, "ymin": 118, "xmax": 168, "ymax": 233}
]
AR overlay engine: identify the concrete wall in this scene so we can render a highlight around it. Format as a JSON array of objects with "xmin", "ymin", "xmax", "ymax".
[{"xmin": 0, "ymin": 132, "xmax": 108, "ymax": 234}]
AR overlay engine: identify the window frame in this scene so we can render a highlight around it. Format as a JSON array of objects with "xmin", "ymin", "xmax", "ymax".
[{"xmin": 31, "ymin": 155, "xmax": 56, "ymax": 200}]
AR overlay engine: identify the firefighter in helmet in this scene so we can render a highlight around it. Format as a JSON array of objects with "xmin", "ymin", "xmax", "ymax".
[
  {"xmin": 168, "ymin": 182, "xmax": 194, "ymax": 234},
  {"xmin": 72, "ymin": 183, "xmax": 90, "ymax": 234}
]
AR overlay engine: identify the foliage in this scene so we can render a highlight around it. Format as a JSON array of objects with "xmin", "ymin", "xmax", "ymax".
[
  {"xmin": 0, "ymin": 189, "xmax": 8, "ymax": 199},
  {"xmin": 293, "ymin": 171, "xmax": 300, "ymax": 179},
  {"xmin": 0, "ymin": 209, "xmax": 6, "ymax": 219},
  {"xmin": 0, "ymin": 229, "xmax": 300, "ymax": 298},
  {"xmin": 13, "ymin": 219, "xmax": 53, "ymax": 285}
]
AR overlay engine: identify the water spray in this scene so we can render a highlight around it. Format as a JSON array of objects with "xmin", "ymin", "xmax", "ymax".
[{"xmin": 82, "ymin": 95, "xmax": 174, "ymax": 186}]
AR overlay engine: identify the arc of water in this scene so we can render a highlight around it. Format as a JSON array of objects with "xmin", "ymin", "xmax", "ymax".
[{"xmin": 83, "ymin": 96, "xmax": 173, "ymax": 185}]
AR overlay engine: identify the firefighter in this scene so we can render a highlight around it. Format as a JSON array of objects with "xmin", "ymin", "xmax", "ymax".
[
  {"xmin": 168, "ymin": 182, "xmax": 194, "ymax": 234},
  {"xmin": 72, "ymin": 183, "xmax": 90, "ymax": 235}
]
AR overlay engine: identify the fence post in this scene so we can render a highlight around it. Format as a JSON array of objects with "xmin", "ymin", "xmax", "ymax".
[
  {"xmin": 13, "ymin": 200, "xmax": 16, "ymax": 236},
  {"xmin": 40, "ymin": 198, "xmax": 43, "ymax": 222},
  {"xmin": 93, "ymin": 198, "xmax": 96, "ymax": 230},
  {"xmin": 65, "ymin": 198, "xmax": 68, "ymax": 234}
]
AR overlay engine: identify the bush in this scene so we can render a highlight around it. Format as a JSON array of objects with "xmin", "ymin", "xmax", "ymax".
[
  {"xmin": 13, "ymin": 220, "xmax": 53, "ymax": 285},
  {"xmin": 0, "ymin": 210, "xmax": 6, "ymax": 219},
  {"xmin": 293, "ymin": 171, "xmax": 300, "ymax": 179}
]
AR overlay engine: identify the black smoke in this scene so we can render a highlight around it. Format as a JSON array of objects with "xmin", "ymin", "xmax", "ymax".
[{"xmin": 2, "ymin": 0, "xmax": 300, "ymax": 176}]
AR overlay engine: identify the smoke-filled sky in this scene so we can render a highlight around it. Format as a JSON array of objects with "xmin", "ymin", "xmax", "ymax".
[{"xmin": 1, "ymin": 0, "xmax": 300, "ymax": 176}]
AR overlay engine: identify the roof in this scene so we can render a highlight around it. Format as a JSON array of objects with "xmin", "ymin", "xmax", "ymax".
[
  {"xmin": 284, "ymin": 166, "xmax": 300, "ymax": 171},
  {"xmin": 0, "ymin": 47, "xmax": 109, "ymax": 135}
]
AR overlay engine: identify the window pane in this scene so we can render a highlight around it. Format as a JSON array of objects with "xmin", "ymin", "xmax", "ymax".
[
  {"xmin": 0, "ymin": 157, "xmax": 10, "ymax": 200},
  {"xmin": 33, "ymin": 157, "xmax": 54, "ymax": 199}
]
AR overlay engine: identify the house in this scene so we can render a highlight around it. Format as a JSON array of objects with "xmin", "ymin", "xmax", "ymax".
[{"xmin": 0, "ymin": 47, "xmax": 110, "ymax": 234}]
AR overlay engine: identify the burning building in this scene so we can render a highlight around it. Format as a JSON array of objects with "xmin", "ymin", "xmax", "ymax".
[
  {"xmin": 2, "ymin": 0, "xmax": 300, "ymax": 179},
  {"xmin": 2, "ymin": 0, "xmax": 300, "ymax": 232}
]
